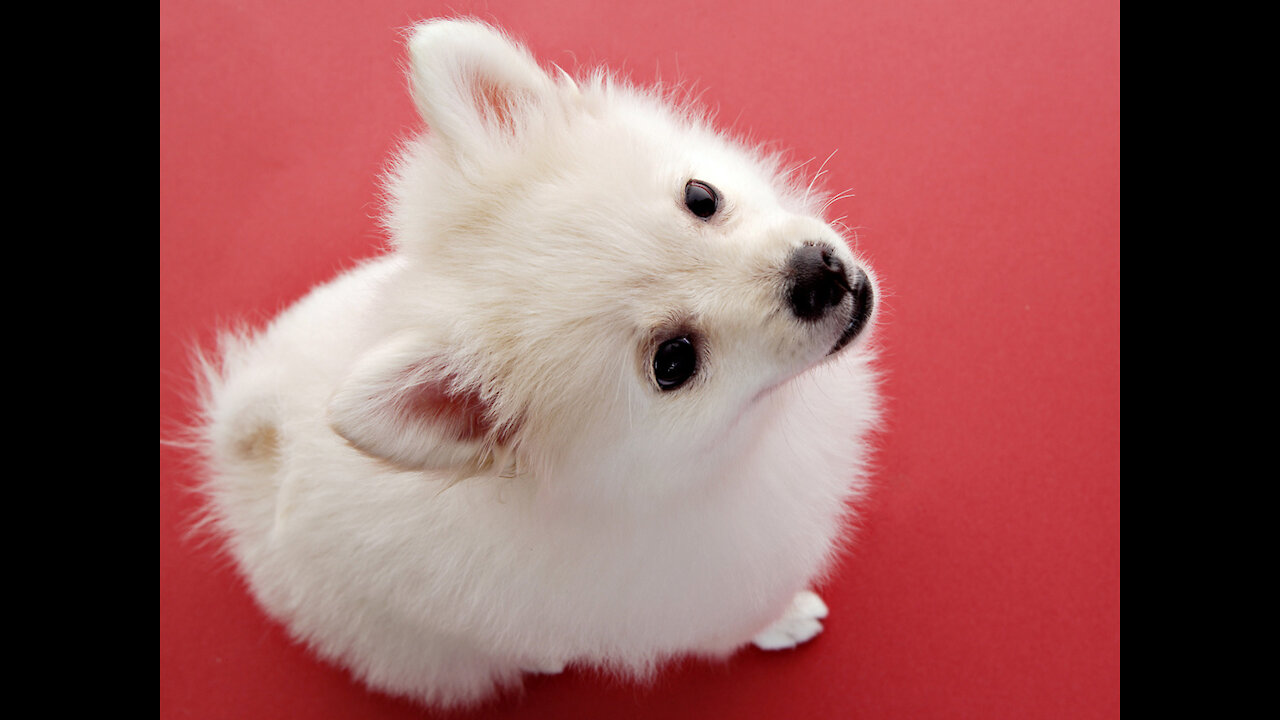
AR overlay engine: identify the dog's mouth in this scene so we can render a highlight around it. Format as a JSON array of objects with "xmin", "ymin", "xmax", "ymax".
[{"xmin": 827, "ymin": 271, "xmax": 874, "ymax": 355}]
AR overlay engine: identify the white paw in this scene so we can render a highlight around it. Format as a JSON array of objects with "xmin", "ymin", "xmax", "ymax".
[{"xmin": 751, "ymin": 590, "xmax": 829, "ymax": 651}]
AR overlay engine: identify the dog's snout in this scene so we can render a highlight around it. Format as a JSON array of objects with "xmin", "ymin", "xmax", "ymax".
[
  {"xmin": 787, "ymin": 242, "xmax": 850, "ymax": 320},
  {"xmin": 841, "ymin": 265, "xmax": 874, "ymax": 343}
]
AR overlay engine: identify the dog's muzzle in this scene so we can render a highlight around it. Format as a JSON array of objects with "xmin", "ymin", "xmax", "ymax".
[{"xmin": 784, "ymin": 242, "xmax": 874, "ymax": 354}]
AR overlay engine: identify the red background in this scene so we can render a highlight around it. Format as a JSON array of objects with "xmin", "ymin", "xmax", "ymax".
[{"xmin": 160, "ymin": 1, "xmax": 1120, "ymax": 717}]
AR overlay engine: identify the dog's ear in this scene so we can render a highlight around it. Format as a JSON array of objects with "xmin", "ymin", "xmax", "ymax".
[
  {"xmin": 327, "ymin": 334, "xmax": 505, "ymax": 472},
  {"xmin": 407, "ymin": 19, "xmax": 559, "ymax": 159}
]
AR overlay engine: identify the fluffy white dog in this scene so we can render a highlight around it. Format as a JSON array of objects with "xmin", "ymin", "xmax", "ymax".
[{"xmin": 196, "ymin": 19, "xmax": 880, "ymax": 708}]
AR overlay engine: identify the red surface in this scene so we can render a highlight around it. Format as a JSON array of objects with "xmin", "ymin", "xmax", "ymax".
[{"xmin": 160, "ymin": 2, "xmax": 1120, "ymax": 718}]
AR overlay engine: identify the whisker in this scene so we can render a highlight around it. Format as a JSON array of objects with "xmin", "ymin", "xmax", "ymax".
[{"xmin": 804, "ymin": 149, "xmax": 839, "ymax": 204}]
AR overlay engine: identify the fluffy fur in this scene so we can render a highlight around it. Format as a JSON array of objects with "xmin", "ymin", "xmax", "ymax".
[{"xmin": 196, "ymin": 19, "xmax": 881, "ymax": 708}]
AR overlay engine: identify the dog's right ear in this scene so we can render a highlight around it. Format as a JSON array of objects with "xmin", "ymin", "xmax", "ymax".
[
  {"xmin": 407, "ymin": 19, "xmax": 559, "ymax": 161},
  {"xmin": 327, "ymin": 333, "xmax": 504, "ymax": 473}
]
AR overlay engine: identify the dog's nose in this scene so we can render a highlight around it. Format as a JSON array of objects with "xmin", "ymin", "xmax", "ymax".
[
  {"xmin": 844, "ymin": 265, "xmax": 874, "ymax": 337},
  {"xmin": 786, "ymin": 242, "xmax": 850, "ymax": 320}
]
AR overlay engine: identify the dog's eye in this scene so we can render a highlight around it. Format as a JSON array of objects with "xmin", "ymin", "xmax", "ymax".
[
  {"xmin": 684, "ymin": 180, "xmax": 719, "ymax": 220},
  {"xmin": 654, "ymin": 336, "xmax": 697, "ymax": 390}
]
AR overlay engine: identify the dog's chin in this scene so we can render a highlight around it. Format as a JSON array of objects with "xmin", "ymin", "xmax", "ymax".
[{"xmin": 750, "ymin": 309, "xmax": 873, "ymax": 408}]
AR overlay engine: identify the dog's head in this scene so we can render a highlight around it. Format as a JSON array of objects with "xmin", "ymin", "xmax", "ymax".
[{"xmin": 328, "ymin": 20, "xmax": 877, "ymax": 494}]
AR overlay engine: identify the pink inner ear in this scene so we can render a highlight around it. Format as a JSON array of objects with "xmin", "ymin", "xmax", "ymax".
[
  {"xmin": 397, "ymin": 375, "xmax": 495, "ymax": 442},
  {"xmin": 470, "ymin": 77, "xmax": 522, "ymax": 131}
]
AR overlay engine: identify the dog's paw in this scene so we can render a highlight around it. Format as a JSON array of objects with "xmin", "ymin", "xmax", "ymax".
[{"xmin": 751, "ymin": 590, "xmax": 829, "ymax": 651}]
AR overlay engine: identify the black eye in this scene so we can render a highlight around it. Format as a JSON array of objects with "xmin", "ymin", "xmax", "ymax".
[
  {"xmin": 684, "ymin": 180, "xmax": 719, "ymax": 219},
  {"xmin": 653, "ymin": 336, "xmax": 697, "ymax": 390}
]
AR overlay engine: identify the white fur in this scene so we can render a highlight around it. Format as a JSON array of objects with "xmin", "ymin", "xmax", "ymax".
[{"xmin": 196, "ymin": 19, "xmax": 881, "ymax": 708}]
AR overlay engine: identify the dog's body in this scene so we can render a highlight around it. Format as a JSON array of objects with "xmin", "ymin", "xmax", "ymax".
[{"xmin": 197, "ymin": 20, "xmax": 880, "ymax": 707}]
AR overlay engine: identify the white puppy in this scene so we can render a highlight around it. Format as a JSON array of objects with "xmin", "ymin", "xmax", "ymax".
[{"xmin": 196, "ymin": 19, "xmax": 880, "ymax": 708}]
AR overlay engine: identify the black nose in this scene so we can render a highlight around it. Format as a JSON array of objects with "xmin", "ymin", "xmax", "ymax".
[
  {"xmin": 843, "ymin": 265, "xmax": 874, "ymax": 338},
  {"xmin": 787, "ymin": 243, "xmax": 850, "ymax": 320}
]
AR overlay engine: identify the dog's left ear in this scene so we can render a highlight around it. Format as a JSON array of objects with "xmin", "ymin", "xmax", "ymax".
[
  {"xmin": 327, "ymin": 333, "xmax": 508, "ymax": 473},
  {"xmin": 407, "ymin": 19, "xmax": 560, "ymax": 161}
]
